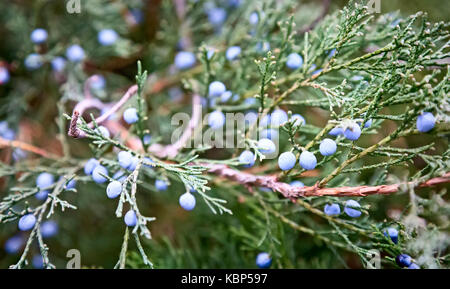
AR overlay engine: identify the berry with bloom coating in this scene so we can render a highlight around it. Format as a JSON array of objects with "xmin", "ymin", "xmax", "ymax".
[
  {"xmin": 24, "ymin": 54, "xmax": 43, "ymax": 70},
  {"xmin": 270, "ymin": 109, "xmax": 288, "ymax": 126},
  {"xmin": 179, "ymin": 192, "xmax": 196, "ymax": 211},
  {"xmin": 143, "ymin": 134, "xmax": 152, "ymax": 145},
  {"xmin": 35, "ymin": 191, "xmax": 49, "ymax": 200},
  {"xmin": 0, "ymin": 67, "xmax": 10, "ymax": 85},
  {"xmin": 324, "ymin": 204, "xmax": 341, "ymax": 216},
  {"xmin": 113, "ymin": 171, "xmax": 127, "ymax": 183},
  {"xmin": 209, "ymin": 81, "xmax": 226, "ymax": 97},
  {"xmin": 95, "ymin": 126, "xmax": 110, "ymax": 138},
  {"xmin": 90, "ymin": 74, "xmax": 106, "ymax": 90},
  {"xmin": 175, "ymin": 51, "xmax": 196, "ymax": 70},
  {"xmin": 396, "ymin": 254, "xmax": 412, "ymax": 268},
  {"xmin": 124, "ymin": 210, "xmax": 137, "ymax": 227},
  {"xmin": 249, "ymin": 12, "xmax": 259, "ymax": 25},
  {"xmin": 123, "ymin": 108, "xmax": 139, "ymax": 124},
  {"xmin": 256, "ymin": 252, "xmax": 272, "ymax": 268},
  {"xmin": 98, "ymin": 29, "xmax": 118, "ymax": 46},
  {"xmin": 51, "ymin": 57, "xmax": 66, "ymax": 72},
  {"xmin": 36, "ymin": 172, "xmax": 54, "ymax": 189},
  {"xmin": 41, "ymin": 220, "xmax": 58, "ymax": 238},
  {"xmin": 208, "ymin": 110, "xmax": 225, "ymax": 129},
  {"xmin": 18, "ymin": 214, "xmax": 36, "ymax": 231},
  {"xmin": 155, "ymin": 179, "xmax": 168, "ymax": 191},
  {"xmin": 258, "ymin": 138, "xmax": 276, "ymax": 154},
  {"xmin": 416, "ymin": 112, "xmax": 436, "ymax": 133},
  {"xmin": 290, "ymin": 180, "xmax": 304, "ymax": 187},
  {"xmin": 239, "ymin": 150, "xmax": 255, "ymax": 168},
  {"xmin": 286, "ymin": 53, "xmax": 303, "ymax": 70},
  {"xmin": 66, "ymin": 44, "xmax": 85, "ymax": 62},
  {"xmin": 344, "ymin": 200, "xmax": 361, "ymax": 218},
  {"xmin": 299, "ymin": 151, "xmax": 317, "ymax": 170},
  {"xmin": 329, "ymin": 127, "xmax": 344, "ymax": 136},
  {"xmin": 107, "ymin": 181, "xmax": 122, "ymax": 199},
  {"xmin": 92, "ymin": 165, "xmax": 108, "ymax": 184},
  {"xmin": 118, "ymin": 151, "xmax": 133, "ymax": 169},
  {"xmin": 408, "ymin": 263, "xmax": 420, "ymax": 269},
  {"xmin": 84, "ymin": 158, "xmax": 99, "ymax": 175},
  {"xmin": 226, "ymin": 46, "xmax": 241, "ymax": 61},
  {"xmin": 319, "ymin": 138, "xmax": 337, "ymax": 156},
  {"xmin": 207, "ymin": 7, "xmax": 227, "ymax": 27},
  {"xmin": 278, "ymin": 151, "xmax": 296, "ymax": 171},
  {"xmin": 260, "ymin": 128, "xmax": 278, "ymax": 140},
  {"xmin": 127, "ymin": 156, "xmax": 139, "ymax": 171},
  {"xmin": 291, "ymin": 114, "xmax": 305, "ymax": 126},
  {"xmin": 30, "ymin": 28, "xmax": 48, "ymax": 44},
  {"xmin": 384, "ymin": 228, "xmax": 399, "ymax": 244},
  {"xmin": 220, "ymin": 91, "xmax": 233, "ymax": 103},
  {"xmin": 344, "ymin": 123, "xmax": 361, "ymax": 141},
  {"xmin": 32, "ymin": 255, "xmax": 44, "ymax": 269},
  {"xmin": 4, "ymin": 235, "xmax": 24, "ymax": 254}
]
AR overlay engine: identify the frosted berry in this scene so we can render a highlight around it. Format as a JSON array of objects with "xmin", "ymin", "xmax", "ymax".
[
  {"xmin": 278, "ymin": 151, "xmax": 296, "ymax": 171},
  {"xmin": 127, "ymin": 156, "xmax": 139, "ymax": 171},
  {"xmin": 98, "ymin": 29, "xmax": 118, "ymax": 46},
  {"xmin": 84, "ymin": 158, "xmax": 99, "ymax": 175},
  {"xmin": 239, "ymin": 150, "xmax": 255, "ymax": 168},
  {"xmin": 95, "ymin": 126, "xmax": 110, "ymax": 138},
  {"xmin": 90, "ymin": 74, "xmax": 106, "ymax": 90},
  {"xmin": 270, "ymin": 109, "xmax": 288, "ymax": 126},
  {"xmin": 36, "ymin": 172, "xmax": 54, "ymax": 189},
  {"xmin": 30, "ymin": 28, "xmax": 48, "ymax": 44},
  {"xmin": 35, "ymin": 191, "xmax": 49, "ymax": 200},
  {"xmin": 208, "ymin": 110, "xmax": 226, "ymax": 129},
  {"xmin": 18, "ymin": 214, "xmax": 36, "ymax": 231},
  {"xmin": 179, "ymin": 192, "xmax": 196, "ymax": 211},
  {"xmin": 408, "ymin": 263, "xmax": 420, "ymax": 269},
  {"xmin": 209, "ymin": 81, "xmax": 226, "ymax": 97},
  {"xmin": 118, "ymin": 151, "xmax": 133, "ymax": 169},
  {"xmin": 256, "ymin": 252, "xmax": 272, "ymax": 268},
  {"xmin": 107, "ymin": 181, "xmax": 122, "ymax": 199},
  {"xmin": 299, "ymin": 151, "xmax": 317, "ymax": 170},
  {"xmin": 32, "ymin": 255, "xmax": 44, "ymax": 269},
  {"xmin": 344, "ymin": 123, "xmax": 361, "ymax": 141},
  {"xmin": 329, "ymin": 126, "xmax": 344, "ymax": 136},
  {"xmin": 41, "ymin": 220, "xmax": 58, "ymax": 238},
  {"xmin": 258, "ymin": 138, "xmax": 276, "ymax": 154},
  {"xmin": 0, "ymin": 67, "xmax": 10, "ymax": 85},
  {"xmin": 24, "ymin": 53, "xmax": 43, "ymax": 70},
  {"xmin": 124, "ymin": 210, "xmax": 137, "ymax": 227},
  {"xmin": 319, "ymin": 138, "xmax": 337, "ymax": 156},
  {"xmin": 92, "ymin": 165, "xmax": 108, "ymax": 184},
  {"xmin": 384, "ymin": 227, "xmax": 398, "ymax": 244},
  {"xmin": 220, "ymin": 91, "xmax": 233, "ymax": 103},
  {"xmin": 286, "ymin": 53, "xmax": 303, "ymax": 70},
  {"xmin": 4, "ymin": 235, "xmax": 23, "ymax": 254},
  {"xmin": 260, "ymin": 129, "xmax": 278, "ymax": 140},
  {"xmin": 396, "ymin": 254, "xmax": 412, "ymax": 268},
  {"xmin": 249, "ymin": 12, "xmax": 259, "ymax": 25},
  {"xmin": 226, "ymin": 46, "xmax": 241, "ymax": 61},
  {"xmin": 290, "ymin": 180, "xmax": 304, "ymax": 187},
  {"xmin": 51, "ymin": 57, "xmax": 66, "ymax": 72},
  {"xmin": 155, "ymin": 179, "xmax": 168, "ymax": 191},
  {"xmin": 66, "ymin": 44, "xmax": 85, "ymax": 62},
  {"xmin": 207, "ymin": 7, "xmax": 227, "ymax": 27},
  {"xmin": 344, "ymin": 200, "xmax": 361, "ymax": 218},
  {"xmin": 143, "ymin": 134, "xmax": 152, "ymax": 145},
  {"xmin": 291, "ymin": 114, "xmax": 305, "ymax": 126},
  {"xmin": 175, "ymin": 51, "xmax": 196, "ymax": 70},
  {"xmin": 324, "ymin": 204, "xmax": 341, "ymax": 216},
  {"xmin": 113, "ymin": 171, "xmax": 127, "ymax": 183},
  {"xmin": 123, "ymin": 108, "xmax": 139, "ymax": 124},
  {"xmin": 416, "ymin": 112, "xmax": 436, "ymax": 133}
]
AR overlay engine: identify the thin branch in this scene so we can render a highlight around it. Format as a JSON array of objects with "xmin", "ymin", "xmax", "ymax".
[{"xmin": 0, "ymin": 137, "xmax": 60, "ymax": 160}]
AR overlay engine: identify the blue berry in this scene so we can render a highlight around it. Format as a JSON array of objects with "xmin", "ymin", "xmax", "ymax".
[
  {"xmin": 41, "ymin": 220, "xmax": 58, "ymax": 238},
  {"xmin": 249, "ymin": 12, "xmax": 259, "ymax": 25},
  {"xmin": 209, "ymin": 81, "xmax": 226, "ymax": 97},
  {"xmin": 143, "ymin": 157, "xmax": 155, "ymax": 168},
  {"xmin": 84, "ymin": 158, "xmax": 99, "ymax": 175},
  {"xmin": 259, "ymin": 114, "xmax": 271, "ymax": 128},
  {"xmin": 362, "ymin": 118, "xmax": 373, "ymax": 128},
  {"xmin": 416, "ymin": 112, "xmax": 436, "ymax": 133},
  {"xmin": 179, "ymin": 192, "xmax": 196, "ymax": 211},
  {"xmin": 260, "ymin": 129, "xmax": 278, "ymax": 140},
  {"xmin": 123, "ymin": 108, "xmax": 139, "ymax": 124},
  {"xmin": 226, "ymin": 46, "xmax": 241, "ymax": 61},
  {"xmin": 18, "ymin": 214, "xmax": 36, "ymax": 231},
  {"xmin": 220, "ymin": 91, "xmax": 233, "ymax": 103},
  {"xmin": 155, "ymin": 179, "xmax": 168, "ymax": 191},
  {"xmin": 328, "ymin": 48, "xmax": 336, "ymax": 58},
  {"xmin": 143, "ymin": 134, "xmax": 152, "ymax": 145},
  {"xmin": 118, "ymin": 151, "xmax": 133, "ymax": 169},
  {"xmin": 324, "ymin": 204, "xmax": 341, "ymax": 216},
  {"xmin": 63, "ymin": 178, "xmax": 76, "ymax": 190},
  {"xmin": 208, "ymin": 110, "xmax": 226, "ymax": 129},
  {"xmin": 384, "ymin": 227, "xmax": 398, "ymax": 244},
  {"xmin": 299, "ymin": 151, "xmax": 317, "ymax": 170},
  {"xmin": 270, "ymin": 109, "xmax": 288, "ymax": 126},
  {"xmin": 286, "ymin": 53, "xmax": 303, "ymax": 70},
  {"xmin": 4, "ymin": 235, "xmax": 23, "ymax": 254},
  {"xmin": 319, "ymin": 138, "xmax": 337, "ymax": 156},
  {"xmin": 92, "ymin": 165, "xmax": 108, "ymax": 184},
  {"xmin": 124, "ymin": 210, "xmax": 137, "ymax": 227},
  {"xmin": 98, "ymin": 29, "xmax": 118, "ymax": 46},
  {"xmin": 66, "ymin": 44, "xmax": 85, "ymax": 62},
  {"xmin": 278, "ymin": 151, "xmax": 296, "ymax": 171},
  {"xmin": 291, "ymin": 114, "xmax": 305, "ymax": 126},
  {"xmin": 0, "ymin": 66, "xmax": 10, "ymax": 85},
  {"xmin": 329, "ymin": 126, "xmax": 344, "ymax": 136},
  {"xmin": 175, "ymin": 51, "xmax": 196, "ymax": 70},
  {"xmin": 343, "ymin": 123, "xmax": 361, "ymax": 141},
  {"xmin": 90, "ymin": 74, "xmax": 106, "ymax": 90},
  {"xmin": 30, "ymin": 28, "xmax": 48, "ymax": 44},
  {"xmin": 51, "ymin": 57, "xmax": 66, "ymax": 72},
  {"xmin": 24, "ymin": 53, "xmax": 43, "ymax": 70},
  {"xmin": 207, "ymin": 7, "xmax": 227, "ymax": 27},
  {"xmin": 239, "ymin": 150, "xmax": 255, "ymax": 168},
  {"xmin": 95, "ymin": 126, "xmax": 110, "ymax": 138},
  {"xmin": 106, "ymin": 181, "xmax": 122, "ymax": 199},
  {"xmin": 245, "ymin": 111, "xmax": 258, "ymax": 126},
  {"xmin": 36, "ymin": 172, "xmax": 54, "ymax": 189},
  {"xmin": 396, "ymin": 254, "xmax": 412, "ymax": 268},
  {"xmin": 408, "ymin": 263, "xmax": 420, "ymax": 269},
  {"xmin": 290, "ymin": 180, "xmax": 304, "ymax": 187},
  {"xmin": 258, "ymin": 138, "xmax": 276, "ymax": 154},
  {"xmin": 256, "ymin": 252, "xmax": 272, "ymax": 268},
  {"xmin": 344, "ymin": 200, "xmax": 361, "ymax": 218},
  {"xmin": 32, "ymin": 255, "xmax": 44, "ymax": 269},
  {"xmin": 113, "ymin": 170, "xmax": 127, "ymax": 183},
  {"xmin": 127, "ymin": 156, "xmax": 139, "ymax": 171},
  {"xmin": 35, "ymin": 191, "xmax": 49, "ymax": 200}
]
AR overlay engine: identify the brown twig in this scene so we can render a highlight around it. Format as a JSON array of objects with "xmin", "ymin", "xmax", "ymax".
[
  {"xmin": 207, "ymin": 164, "xmax": 450, "ymax": 198},
  {"xmin": 0, "ymin": 137, "xmax": 59, "ymax": 160}
]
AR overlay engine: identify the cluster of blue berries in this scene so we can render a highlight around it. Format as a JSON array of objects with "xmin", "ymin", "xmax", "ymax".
[
  {"xmin": 84, "ymin": 158, "xmax": 109, "ymax": 184},
  {"xmin": 396, "ymin": 254, "xmax": 420, "ymax": 269},
  {"xmin": 323, "ymin": 200, "xmax": 362, "ymax": 218}
]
